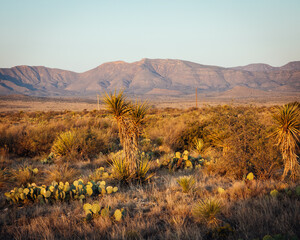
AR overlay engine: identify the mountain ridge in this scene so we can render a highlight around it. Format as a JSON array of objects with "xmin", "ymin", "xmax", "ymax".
[{"xmin": 0, "ymin": 58, "xmax": 299, "ymax": 97}]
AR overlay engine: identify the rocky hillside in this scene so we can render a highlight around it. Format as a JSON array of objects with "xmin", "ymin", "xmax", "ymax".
[{"xmin": 0, "ymin": 59, "xmax": 299, "ymax": 96}]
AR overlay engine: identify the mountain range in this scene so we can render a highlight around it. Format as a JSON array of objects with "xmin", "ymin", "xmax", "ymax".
[{"xmin": 0, "ymin": 58, "xmax": 299, "ymax": 97}]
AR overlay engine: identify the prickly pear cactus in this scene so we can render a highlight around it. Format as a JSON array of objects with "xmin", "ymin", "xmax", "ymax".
[{"xmin": 4, "ymin": 178, "xmax": 118, "ymax": 205}]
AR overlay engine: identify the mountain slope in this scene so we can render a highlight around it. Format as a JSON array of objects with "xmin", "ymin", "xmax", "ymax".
[{"xmin": 0, "ymin": 59, "xmax": 299, "ymax": 97}]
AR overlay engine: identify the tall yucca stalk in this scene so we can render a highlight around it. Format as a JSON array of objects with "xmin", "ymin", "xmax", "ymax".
[
  {"xmin": 103, "ymin": 90, "xmax": 130, "ymax": 143},
  {"xmin": 129, "ymin": 101, "xmax": 149, "ymax": 153},
  {"xmin": 103, "ymin": 91, "xmax": 148, "ymax": 172},
  {"xmin": 273, "ymin": 102, "xmax": 300, "ymax": 180},
  {"xmin": 103, "ymin": 91, "xmax": 132, "ymax": 167}
]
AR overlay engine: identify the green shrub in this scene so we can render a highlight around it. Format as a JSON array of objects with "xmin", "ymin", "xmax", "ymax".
[{"xmin": 110, "ymin": 152, "xmax": 154, "ymax": 184}]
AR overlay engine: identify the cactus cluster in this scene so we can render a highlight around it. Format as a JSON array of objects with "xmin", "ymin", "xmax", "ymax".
[
  {"xmin": 18, "ymin": 166, "xmax": 39, "ymax": 175},
  {"xmin": 89, "ymin": 167, "xmax": 111, "ymax": 182},
  {"xmin": 159, "ymin": 151, "xmax": 204, "ymax": 171},
  {"xmin": 83, "ymin": 202, "xmax": 124, "ymax": 222},
  {"xmin": 4, "ymin": 179, "xmax": 118, "ymax": 204}
]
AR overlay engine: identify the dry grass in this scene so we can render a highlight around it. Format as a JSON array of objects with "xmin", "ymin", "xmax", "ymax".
[{"xmin": 43, "ymin": 164, "xmax": 79, "ymax": 184}]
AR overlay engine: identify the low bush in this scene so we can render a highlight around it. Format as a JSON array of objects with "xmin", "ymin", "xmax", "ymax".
[
  {"xmin": 43, "ymin": 164, "xmax": 79, "ymax": 184},
  {"xmin": 51, "ymin": 128, "xmax": 98, "ymax": 162},
  {"xmin": 12, "ymin": 165, "xmax": 39, "ymax": 186}
]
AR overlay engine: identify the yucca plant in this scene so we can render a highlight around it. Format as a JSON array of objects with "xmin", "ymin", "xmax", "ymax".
[
  {"xmin": 176, "ymin": 176, "xmax": 196, "ymax": 193},
  {"xmin": 109, "ymin": 156, "xmax": 134, "ymax": 184},
  {"xmin": 103, "ymin": 90, "xmax": 131, "ymax": 144},
  {"xmin": 134, "ymin": 153, "xmax": 154, "ymax": 183},
  {"xmin": 51, "ymin": 130, "xmax": 79, "ymax": 159},
  {"xmin": 272, "ymin": 102, "xmax": 300, "ymax": 180},
  {"xmin": 104, "ymin": 91, "xmax": 149, "ymax": 183},
  {"xmin": 130, "ymin": 101, "xmax": 148, "ymax": 139},
  {"xmin": 192, "ymin": 198, "xmax": 222, "ymax": 228},
  {"xmin": 194, "ymin": 138, "xmax": 204, "ymax": 154},
  {"xmin": 103, "ymin": 91, "xmax": 134, "ymax": 169}
]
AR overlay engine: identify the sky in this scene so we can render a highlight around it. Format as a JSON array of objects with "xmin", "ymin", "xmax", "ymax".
[{"xmin": 0, "ymin": 0, "xmax": 300, "ymax": 72}]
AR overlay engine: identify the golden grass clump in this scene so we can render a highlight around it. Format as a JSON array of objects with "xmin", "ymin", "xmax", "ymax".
[
  {"xmin": 12, "ymin": 165, "xmax": 39, "ymax": 186},
  {"xmin": 43, "ymin": 164, "xmax": 79, "ymax": 184}
]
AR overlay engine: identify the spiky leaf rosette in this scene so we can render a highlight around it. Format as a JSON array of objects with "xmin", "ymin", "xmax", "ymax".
[
  {"xmin": 192, "ymin": 198, "xmax": 222, "ymax": 228},
  {"xmin": 273, "ymin": 102, "xmax": 300, "ymax": 180},
  {"xmin": 103, "ymin": 90, "xmax": 131, "ymax": 120}
]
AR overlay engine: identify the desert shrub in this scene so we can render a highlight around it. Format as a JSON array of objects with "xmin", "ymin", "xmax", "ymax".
[
  {"xmin": 16, "ymin": 125, "xmax": 57, "ymax": 157},
  {"xmin": 12, "ymin": 165, "xmax": 39, "ymax": 186},
  {"xmin": 171, "ymin": 121, "xmax": 207, "ymax": 152},
  {"xmin": 51, "ymin": 128, "xmax": 98, "ymax": 161},
  {"xmin": 204, "ymin": 107, "xmax": 281, "ymax": 179},
  {"xmin": 43, "ymin": 164, "xmax": 79, "ymax": 184},
  {"xmin": 0, "ymin": 122, "xmax": 62, "ymax": 157},
  {"xmin": 0, "ymin": 168, "xmax": 10, "ymax": 189}
]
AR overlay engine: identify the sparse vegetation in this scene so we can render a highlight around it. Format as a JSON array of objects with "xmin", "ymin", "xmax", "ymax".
[{"xmin": 0, "ymin": 100, "xmax": 299, "ymax": 239}]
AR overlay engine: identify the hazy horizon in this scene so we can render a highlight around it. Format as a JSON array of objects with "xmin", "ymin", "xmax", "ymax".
[{"xmin": 1, "ymin": 0, "xmax": 300, "ymax": 72}]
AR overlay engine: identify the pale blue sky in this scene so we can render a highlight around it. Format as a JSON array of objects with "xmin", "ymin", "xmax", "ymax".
[{"xmin": 0, "ymin": 0, "xmax": 300, "ymax": 72}]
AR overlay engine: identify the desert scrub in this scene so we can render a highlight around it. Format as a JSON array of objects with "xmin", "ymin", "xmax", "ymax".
[
  {"xmin": 43, "ymin": 164, "xmax": 79, "ymax": 184},
  {"xmin": 170, "ymin": 121, "xmax": 207, "ymax": 152},
  {"xmin": 176, "ymin": 176, "xmax": 196, "ymax": 193},
  {"xmin": 192, "ymin": 198, "xmax": 223, "ymax": 228},
  {"xmin": 51, "ymin": 128, "xmax": 98, "ymax": 162},
  {"xmin": 204, "ymin": 108, "xmax": 281, "ymax": 180},
  {"xmin": 4, "ymin": 178, "xmax": 118, "ymax": 205},
  {"xmin": 12, "ymin": 165, "xmax": 39, "ymax": 186}
]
